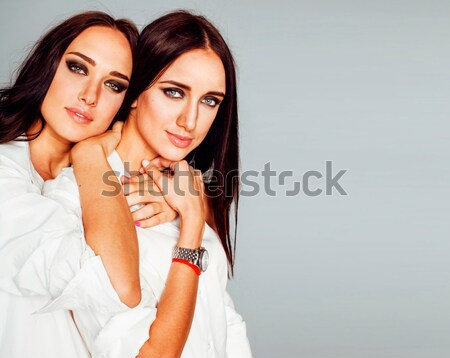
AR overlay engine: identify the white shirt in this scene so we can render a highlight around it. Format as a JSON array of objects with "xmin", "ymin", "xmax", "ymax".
[
  {"xmin": 43, "ymin": 151, "xmax": 253, "ymax": 358},
  {"xmin": 0, "ymin": 140, "xmax": 95, "ymax": 358}
]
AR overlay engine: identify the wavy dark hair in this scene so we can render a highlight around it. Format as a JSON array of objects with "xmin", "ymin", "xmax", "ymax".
[
  {"xmin": 122, "ymin": 10, "xmax": 239, "ymax": 275},
  {"xmin": 0, "ymin": 11, "xmax": 138, "ymax": 144}
]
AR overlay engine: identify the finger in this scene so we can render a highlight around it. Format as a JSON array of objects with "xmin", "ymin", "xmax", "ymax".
[
  {"xmin": 143, "ymin": 162, "xmax": 165, "ymax": 192},
  {"xmin": 195, "ymin": 176, "xmax": 205, "ymax": 195},
  {"xmin": 126, "ymin": 185, "xmax": 164, "ymax": 205},
  {"xmin": 136, "ymin": 212, "xmax": 177, "ymax": 228},
  {"xmin": 194, "ymin": 169, "xmax": 204, "ymax": 190},
  {"xmin": 188, "ymin": 166, "xmax": 202, "ymax": 194},
  {"xmin": 123, "ymin": 181, "xmax": 146, "ymax": 196},
  {"xmin": 147, "ymin": 157, "xmax": 177, "ymax": 171},
  {"xmin": 120, "ymin": 175, "xmax": 140, "ymax": 185},
  {"xmin": 193, "ymin": 169, "xmax": 203, "ymax": 181},
  {"xmin": 120, "ymin": 175, "xmax": 130, "ymax": 184},
  {"xmin": 173, "ymin": 160, "xmax": 190, "ymax": 176},
  {"xmin": 125, "ymin": 192, "xmax": 145, "ymax": 207},
  {"xmin": 131, "ymin": 202, "xmax": 163, "ymax": 222}
]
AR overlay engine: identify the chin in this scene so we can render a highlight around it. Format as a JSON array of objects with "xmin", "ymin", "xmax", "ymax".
[
  {"xmin": 57, "ymin": 128, "xmax": 94, "ymax": 144},
  {"xmin": 158, "ymin": 147, "xmax": 192, "ymax": 163}
]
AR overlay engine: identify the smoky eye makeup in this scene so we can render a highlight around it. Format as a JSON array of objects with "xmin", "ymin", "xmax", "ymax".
[
  {"xmin": 65, "ymin": 60, "xmax": 88, "ymax": 75},
  {"xmin": 105, "ymin": 80, "xmax": 128, "ymax": 93}
]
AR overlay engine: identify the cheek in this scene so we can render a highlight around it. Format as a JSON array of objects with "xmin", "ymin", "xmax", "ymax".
[
  {"xmin": 197, "ymin": 110, "xmax": 218, "ymax": 139},
  {"xmin": 98, "ymin": 92, "xmax": 125, "ymax": 124},
  {"xmin": 138, "ymin": 94, "xmax": 174, "ymax": 129},
  {"xmin": 46, "ymin": 65, "xmax": 75, "ymax": 101},
  {"xmin": 42, "ymin": 76, "xmax": 65, "ymax": 111}
]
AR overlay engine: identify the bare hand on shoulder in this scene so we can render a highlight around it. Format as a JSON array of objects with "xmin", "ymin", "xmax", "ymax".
[{"xmin": 71, "ymin": 121, "xmax": 123, "ymax": 161}]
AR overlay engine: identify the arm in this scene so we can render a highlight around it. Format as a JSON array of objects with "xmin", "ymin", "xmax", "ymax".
[
  {"xmin": 42, "ymin": 159, "xmax": 204, "ymax": 358},
  {"xmin": 137, "ymin": 214, "xmax": 204, "ymax": 358},
  {"xmin": 136, "ymin": 160, "xmax": 205, "ymax": 358},
  {"xmin": 71, "ymin": 123, "xmax": 141, "ymax": 308},
  {"xmin": 0, "ymin": 140, "xmax": 140, "ymax": 316}
]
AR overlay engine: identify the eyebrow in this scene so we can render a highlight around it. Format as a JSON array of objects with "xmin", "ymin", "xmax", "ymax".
[
  {"xmin": 67, "ymin": 52, "xmax": 130, "ymax": 82},
  {"xmin": 159, "ymin": 80, "xmax": 225, "ymax": 97},
  {"xmin": 68, "ymin": 52, "xmax": 95, "ymax": 65}
]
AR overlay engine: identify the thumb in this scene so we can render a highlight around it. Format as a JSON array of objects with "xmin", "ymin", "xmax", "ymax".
[
  {"xmin": 148, "ymin": 157, "xmax": 175, "ymax": 171},
  {"xmin": 143, "ymin": 161, "xmax": 164, "ymax": 192}
]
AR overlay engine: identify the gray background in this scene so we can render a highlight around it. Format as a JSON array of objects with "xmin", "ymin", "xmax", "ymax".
[{"xmin": 1, "ymin": 1, "xmax": 449, "ymax": 357}]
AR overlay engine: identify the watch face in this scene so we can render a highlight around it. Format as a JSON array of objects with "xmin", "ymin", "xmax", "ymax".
[{"xmin": 200, "ymin": 249, "xmax": 209, "ymax": 272}]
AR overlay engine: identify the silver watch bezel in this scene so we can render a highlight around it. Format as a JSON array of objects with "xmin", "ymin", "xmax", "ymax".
[{"xmin": 172, "ymin": 246, "xmax": 209, "ymax": 272}]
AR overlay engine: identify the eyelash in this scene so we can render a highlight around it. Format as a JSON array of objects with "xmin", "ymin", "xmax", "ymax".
[
  {"xmin": 66, "ymin": 60, "xmax": 87, "ymax": 75},
  {"xmin": 105, "ymin": 81, "xmax": 127, "ymax": 93},
  {"xmin": 202, "ymin": 97, "xmax": 221, "ymax": 107},
  {"xmin": 163, "ymin": 88, "xmax": 221, "ymax": 108},
  {"xmin": 65, "ymin": 60, "xmax": 127, "ymax": 94}
]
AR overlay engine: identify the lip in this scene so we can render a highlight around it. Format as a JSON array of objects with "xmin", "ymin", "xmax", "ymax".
[
  {"xmin": 65, "ymin": 107, "xmax": 93, "ymax": 124},
  {"xmin": 166, "ymin": 131, "xmax": 193, "ymax": 148}
]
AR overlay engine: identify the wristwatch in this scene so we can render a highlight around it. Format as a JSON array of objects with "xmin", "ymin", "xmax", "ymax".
[{"xmin": 172, "ymin": 246, "xmax": 209, "ymax": 273}]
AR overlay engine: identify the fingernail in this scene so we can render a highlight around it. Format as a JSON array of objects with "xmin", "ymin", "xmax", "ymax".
[
  {"xmin": 139, "ymin": 167, "xmax": 145, "ymax": 174},
  {"xmin": 134, "ymin": 221, "xmax": 140, "ymax": 227},
  {"xmin": 142, "ymin": 159, "xmax": 150, "ymax": 167}
]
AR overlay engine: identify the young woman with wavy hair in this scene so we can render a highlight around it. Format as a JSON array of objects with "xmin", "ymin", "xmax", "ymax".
[{"xmin": 0, "ymin": 11, "xmax": 140, "ymax": 358}]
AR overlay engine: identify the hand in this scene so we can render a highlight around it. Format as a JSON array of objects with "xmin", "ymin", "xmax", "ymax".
[
  {"xmin": 121, "ymin": 174, "xmax": 178, "ymax": 228},
  {"xmin": 142, "ymin": 159, "xmax": 205, "ymax": 221},
  {"xmin": 71, "ymin": 121, "xmax": 123, "ymax": 160}
]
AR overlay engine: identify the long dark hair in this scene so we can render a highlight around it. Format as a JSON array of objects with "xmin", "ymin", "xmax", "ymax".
[
  {"xmin": 123, "ymin": 10, "xmax": 239, "ymax": 275},
  {"xmin": 0, "ymin": 11, "xmax": 138, "ymax": 144}
]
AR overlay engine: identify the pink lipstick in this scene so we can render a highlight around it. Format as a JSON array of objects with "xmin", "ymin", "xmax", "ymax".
[
  {"xmin": 65, "ymin": 107, "xmax": 93, "ymax": 124},
  {"xmin": 166, "ymin": 131, "xmax": 193, "ymax": 148}
]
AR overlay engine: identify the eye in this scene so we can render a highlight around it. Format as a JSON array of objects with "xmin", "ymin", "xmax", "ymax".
[
  {"xmin": 66, "ymin": 60, "xmax": 87, "ymax": 75},
  {"xmin": 202, "ymin": 96, "xmax": 221, "ymax": 108},
  {"xmin": 105, "ymin": 81, "xmax": 127, "ymax": 94},
  {"xmin": 163, "ymin": 88, "xmax": 184, "ymax": 99}
]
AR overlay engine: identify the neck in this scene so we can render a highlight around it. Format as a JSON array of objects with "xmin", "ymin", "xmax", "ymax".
[
  {"xmin": 116, "ymin": 110, "xmax": 158, "ymax": 175},
  {"xmin": 27, "ymin": 121, "xmax": 72, "ymax": 180}
]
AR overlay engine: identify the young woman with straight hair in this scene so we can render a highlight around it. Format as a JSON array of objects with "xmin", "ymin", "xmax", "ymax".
[{"xmin": 44, "ymin": 10, "xmax": 252, "ymax": 358}]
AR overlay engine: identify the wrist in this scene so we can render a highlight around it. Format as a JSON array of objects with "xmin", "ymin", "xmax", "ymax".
[
  {"xmin": 178, "ymin": 219, "xmax": 204, "ymax": 249},
  {"xmin": 179, "ymin": 209, "xmax": 204, "ymax": 225},
  {"xmin": 71, "ymin": 142, "xmax": 104, "ymax": 164},
  {"xmin": 172, "ymin": 246, "xmax": 209, "ymax": 274}
]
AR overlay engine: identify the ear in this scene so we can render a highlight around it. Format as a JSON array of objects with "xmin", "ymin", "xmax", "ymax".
[{"xmin": 131, "ymin": 99, "xmax": 137, "ymax": 109}]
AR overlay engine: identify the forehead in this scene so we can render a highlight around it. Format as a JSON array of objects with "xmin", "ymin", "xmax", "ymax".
[
  {"xmin": 66, "ymin": 26, "xmax": 133, "ymax": 74},
  {"xmin": 159, "ymin": 49, "xmax": 226, "ymax": 93}
]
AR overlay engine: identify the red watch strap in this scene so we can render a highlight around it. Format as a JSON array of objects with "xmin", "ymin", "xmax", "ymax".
[{"xmin": 172, "ymin": 258, "xmax": 201, "ymax": 276}]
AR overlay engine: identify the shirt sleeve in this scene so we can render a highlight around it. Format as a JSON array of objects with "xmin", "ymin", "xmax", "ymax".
[
  {"xmin": 87, "ymin": 284, "xmax": 158, "ymax": 358},
  {"xmin": 224, "ymin": 290, "xmax": 253, "ymax": 358},
  {"xmin": 40, "ymin": 260, "xmax": 161, "ymax": 358},
  {"xmin": 0, "ymin": 154, "xmax": 86, "ymax": 298},
  {"xmin": 0, "ymin": 153, "xmax": 130, "ymax": 316}
]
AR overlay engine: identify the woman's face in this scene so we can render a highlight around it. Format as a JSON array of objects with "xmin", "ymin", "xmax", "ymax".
[
  {"xmin": 40, "ymin": 26, "xmax": 132, "ymax": 143},
  {"xmin": 133, "ymin": 48, "xmax": 226, "ymax": 161}
]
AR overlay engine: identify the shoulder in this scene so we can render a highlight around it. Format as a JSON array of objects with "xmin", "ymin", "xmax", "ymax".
[{"xmin": 0, "ymin": 140, "xmax": 32, "ymax": 177}]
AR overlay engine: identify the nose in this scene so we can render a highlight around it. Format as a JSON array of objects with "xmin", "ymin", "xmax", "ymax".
[
  {"xmin": 78, "ymin": 80, "xmax": 98, "ymax": 107},
  {"xmin": 176, "ymin": 100, "xmax": 198, "ymax": 132}
]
